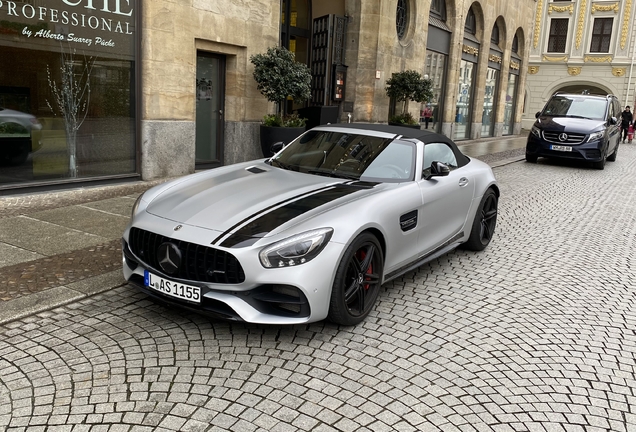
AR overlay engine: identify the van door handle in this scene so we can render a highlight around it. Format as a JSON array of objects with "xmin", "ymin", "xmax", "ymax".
[{"xmin": 459, "ymin": 177, "xmax": 469, "ymax": 187}]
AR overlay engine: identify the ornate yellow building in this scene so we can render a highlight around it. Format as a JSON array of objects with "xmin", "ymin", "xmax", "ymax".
[{"xmin": 524, "ymin": 0, "xmax": 636, "ymax": 128}]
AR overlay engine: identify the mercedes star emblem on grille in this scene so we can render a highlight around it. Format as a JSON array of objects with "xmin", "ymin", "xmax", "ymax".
[
  {"xmin": 559, "ymin": 133, "xmax": 568, "ymax": 142},
  {"xmin": 158, "ymin": 243, "xmax": 181, "ymax": 275}
]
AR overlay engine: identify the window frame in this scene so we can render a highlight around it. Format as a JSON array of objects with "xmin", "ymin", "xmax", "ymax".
[
  {"xmin": 589, "ymin": 17, "xmax": 613, "ymax": 53},
  {"xmin": 547, "ymin": 18, "xmax": 569, "ymax": 53}
]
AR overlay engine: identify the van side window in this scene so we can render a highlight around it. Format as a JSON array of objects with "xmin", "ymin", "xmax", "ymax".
[{"xmin": 422, "ymin": 143, "xmax": 458, "ymax": 177}]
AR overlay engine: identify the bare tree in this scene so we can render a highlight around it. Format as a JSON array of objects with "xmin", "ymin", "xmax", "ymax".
[{"xmin": 47, "ymin": 45, "xmax": 94, "ymax": 178}]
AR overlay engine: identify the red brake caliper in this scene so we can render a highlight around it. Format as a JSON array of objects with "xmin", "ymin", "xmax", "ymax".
[{"xmin": 357, "ymin": 250, "xmax": 373, "ymax": 290}]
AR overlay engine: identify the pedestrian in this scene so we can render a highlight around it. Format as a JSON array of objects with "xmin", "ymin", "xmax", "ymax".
[
  {"xmin": 423, "ymin": 105, "xmax": 433, "ymax": 129},
  {"xmin": 621, "ymin": 105, "xmax": 633, "ymax": 143}
]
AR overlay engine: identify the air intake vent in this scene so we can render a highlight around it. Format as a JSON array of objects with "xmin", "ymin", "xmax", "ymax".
[{"xmin": 247, "ymin": 166, "xmax": 267, "ymax": 174}]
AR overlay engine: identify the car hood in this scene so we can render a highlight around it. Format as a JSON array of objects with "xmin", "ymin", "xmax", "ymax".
[
  {"xmin": 536, "ymin": 116, "xmax": 606, "ymax": 133},
  {"xmin": 145, "ymin": 161, "xmax": 382, "ymax": 244}
]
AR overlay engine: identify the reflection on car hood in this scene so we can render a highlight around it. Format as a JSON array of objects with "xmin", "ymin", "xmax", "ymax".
[
  {"xmin": 536, "ymin": 116, "xmax": 606, "ymax": 133},
  {"xmin": 146, "ymin": 162, "xmax": 379, "ymax": 241}
]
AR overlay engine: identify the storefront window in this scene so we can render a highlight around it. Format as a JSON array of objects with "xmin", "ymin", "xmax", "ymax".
[
  {"xmin": 280, "ymin": 0, "xmax": 310, "ymax": 114},
  {"xmin": 422, "ymin": 51, "xmax": 446, "ymax": 132},
  {"xmin": 504, "ymin": 73, "xmax": 517, "ymax": 135},
  {"xmin": 481, "ymin": 67, "xmax": 499, "ymax": 137},
  {"xmin": 454, "ymin": 60, "xmax": 475, "ymax": 140},
  {"xmin": 0, "ymin": 0, "xmax": 137, "ymax": 188}
]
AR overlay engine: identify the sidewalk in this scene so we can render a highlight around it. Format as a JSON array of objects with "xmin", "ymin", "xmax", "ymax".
[{"xmin": 0, "ymin": 134, "xmax": 528, "ymax": 324}]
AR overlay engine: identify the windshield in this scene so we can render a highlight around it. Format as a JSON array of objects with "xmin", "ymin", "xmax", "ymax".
[
  {"xmin": 542, "ymin": 96, "xmax": 607, "ymax": 120},
  {"xmin": 270, "ymin": 130, "xmax": 415, "ymax": 182}
]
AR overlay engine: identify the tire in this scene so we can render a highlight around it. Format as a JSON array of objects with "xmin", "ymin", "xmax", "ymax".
[
  {"xmin": 592, "ymin": 152, "xmax": 606, "ymax": 170},
  {"xmin": 328, "ymin": 233, "xmax": 384, "ymax": 326},
  {"xmin": 607, "ymin": 143, "xmax": 618, "ymax": 162},
  {"xmin": 462, "ymin": 189, "xmax": 498, "ymax": 251},
  {"xmin": 525, "ymin": 153, "xmax": 538, "ymax": 163}
]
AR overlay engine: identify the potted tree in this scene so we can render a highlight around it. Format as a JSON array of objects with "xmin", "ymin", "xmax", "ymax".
[
  {"xmin": 250, "ymin": 46, "xmax": 312, "ymax": 157},
  {"xmin": 385, "ymin": 70, "xmax": 433, "ymax": 129}
]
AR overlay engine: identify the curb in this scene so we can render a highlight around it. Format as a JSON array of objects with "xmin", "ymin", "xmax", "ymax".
[{"xmin": 0, "ymin": 270, "xmax": 126, "ymax": 325}]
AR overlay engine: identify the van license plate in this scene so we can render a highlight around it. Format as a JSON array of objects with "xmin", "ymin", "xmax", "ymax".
[{"xmin": 551, "ymin": 145, "xmax": 572, "ymax": 152}]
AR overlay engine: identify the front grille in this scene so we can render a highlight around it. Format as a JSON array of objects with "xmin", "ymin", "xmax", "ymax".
[
  {"xmin": 128, "ymin": 227, "xmax": 245, "ymax": 284},
  {"xmin": 543, "ymin": 131, "xmax": 586, "ymax": 144}
]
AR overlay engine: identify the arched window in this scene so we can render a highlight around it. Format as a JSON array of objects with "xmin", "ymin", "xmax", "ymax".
[
  {"xmin": 491, "ymin": 24, "xmax": 500, "ymax": 47},
  {"xmin": 512, "ymin": 34, "xmax": 519, "ymax": 53},
  {"xmin": 396, "ymin": 0, "xmax": 409, "ymax": 40},
  {"xmin": 430, "ymin": 0, "xmax": 446, "ymax": 21},
  {"xmin": 465, "ymin": 8, "xmax": 476, "ymax": 35}
]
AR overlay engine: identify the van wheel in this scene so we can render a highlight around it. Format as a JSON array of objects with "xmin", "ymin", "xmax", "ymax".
[
  {"xmin": 607, "ymin": 143, "xmax": 618, "ymax": 162},
  {"xmin": 592, "ymin": 152, "xmax": 606, "ymax": 170},
  {"xmin": 525, "ymin": 153, "xmax": 538, "ymax": 163}
]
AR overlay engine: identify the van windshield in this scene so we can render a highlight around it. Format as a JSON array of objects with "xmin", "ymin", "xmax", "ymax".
[{"xmin": 542, "ymin": 96, "xmax": 607, "ymax": 120}]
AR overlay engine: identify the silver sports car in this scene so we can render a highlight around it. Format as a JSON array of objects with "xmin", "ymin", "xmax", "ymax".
[{"xmin": 122, "ymin": 124, "xmax": 499, "ymax": 325}]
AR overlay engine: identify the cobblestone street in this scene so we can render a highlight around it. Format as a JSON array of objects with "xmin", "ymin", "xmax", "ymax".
[{"xmin": 1, "ymin": 146, "xmax": 636, "ymax": 431}]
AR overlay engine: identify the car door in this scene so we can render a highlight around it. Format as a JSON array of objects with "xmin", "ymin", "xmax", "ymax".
[{"xmin": 417, "ymin": 143, "xmax": 475, "ymax": 255}]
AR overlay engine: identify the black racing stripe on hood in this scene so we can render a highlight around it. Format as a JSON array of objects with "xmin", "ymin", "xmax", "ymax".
[
  {"xmin": 220, "ymin": 185, "xmax": 360, "ymax": 248},
  {"xmin": 210, "ymin": 185, "xmax": 335, "ymax": 246}
]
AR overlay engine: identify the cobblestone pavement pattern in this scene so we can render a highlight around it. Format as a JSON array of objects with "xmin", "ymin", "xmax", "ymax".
[{"xmin": 1, "ymin": 146, "xmax": 635, "ymax": 431}]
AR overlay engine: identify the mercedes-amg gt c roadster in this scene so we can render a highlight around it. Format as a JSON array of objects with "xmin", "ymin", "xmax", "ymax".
[{"xmin": 123, "ymin": 124, "xmax": 499, "ymax": 325}]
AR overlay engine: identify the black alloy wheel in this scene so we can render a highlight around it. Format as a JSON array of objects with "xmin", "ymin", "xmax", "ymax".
[
  {"xmin": 463, "ymin": 188, "xmax": 498, "ymax": 251},
  {"xmin": 328, "ymin": 233, "xmax": 383, "ymax": 326}
]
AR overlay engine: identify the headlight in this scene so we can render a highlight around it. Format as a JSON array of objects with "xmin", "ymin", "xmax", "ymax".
[
  {"xmin": 530, "ymin": 125, "xmax": 541, "ymax": 137},
  {"xmin": 587, "ymin": 131, "xmax": 604, "ymax": 142},
  {"xmin": 259, "ymin": 228, "xmax": 333, "ymax": 268}
]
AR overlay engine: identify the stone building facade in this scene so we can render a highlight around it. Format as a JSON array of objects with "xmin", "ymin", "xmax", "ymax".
[
  {"xmin": 140, "ymin": 0, "xmax": 535, "ymax": 181},
  {"xmin": 0, "ymin": 0, "xmax": 535, "ymax": 190},
  {"xmin": 523, "ymin": 0, "xmax": 636, "ymax": 129}
]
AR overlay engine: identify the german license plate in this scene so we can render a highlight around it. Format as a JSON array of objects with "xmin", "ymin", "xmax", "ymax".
[
  {"xmin": 551, "ymin": 144, "xmax": 572, "ymax": 152},
  {"xmin": 144, "ymin": 270, "xmax": 201, "ymax": 303}
]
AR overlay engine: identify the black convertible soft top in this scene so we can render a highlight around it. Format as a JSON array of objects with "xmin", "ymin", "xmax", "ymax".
[{"xmin": 316, "ymin": 123, "xmax": 471, "ymax": 167}]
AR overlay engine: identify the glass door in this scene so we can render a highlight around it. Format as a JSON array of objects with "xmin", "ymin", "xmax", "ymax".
[
  {"xmin": 504, "ymin": 73, "xmax": 518, "ymax": 135},
  {"xmin": 195, "ymin": 52, "xmax": 225, "ymax": 167},
  {"xmin": 454, "ymin": 60, "xmax": 475, "ymax": 140}
]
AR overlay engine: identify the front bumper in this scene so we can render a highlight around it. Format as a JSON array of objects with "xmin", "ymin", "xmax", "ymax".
[
  {"xmin": 121, "ymin": 222, "xmax": 345, "ymax": 325},
  {"xmin": 526, "ymin": 134, "xmax": 604, "ymax": 162}
]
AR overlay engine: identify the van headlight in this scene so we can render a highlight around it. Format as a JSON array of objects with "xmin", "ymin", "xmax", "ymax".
[
  {"xmin": 587, "ymin": 131, "xmax": 604, "ymax": 142},
  {"xmin": 531, "ymin": 126, "xmax": 541, "ymax": 137},
  {"xmin": 260, "ymin": 228, "xmax": 333, "ymax": 268}
]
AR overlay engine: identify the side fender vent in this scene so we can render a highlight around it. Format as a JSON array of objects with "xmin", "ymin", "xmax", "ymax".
[{"xmin": 400, "ymin": 210, "xmax": 418, "ymax": 232}]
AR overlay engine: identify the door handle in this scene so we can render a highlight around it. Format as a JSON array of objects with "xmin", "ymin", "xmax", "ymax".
[
  {"xmin": 218, "ymin": 109, "xmax": 223, "ymax": 115},
  {"xmin": 459, "ymin": 177, "xmax": 469, "ymax": 187}
]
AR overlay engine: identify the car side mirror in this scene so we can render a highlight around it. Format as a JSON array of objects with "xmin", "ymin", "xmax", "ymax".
[
  {"xmin": 270, "ymin": 141, "xmax": 285, "ymax": 154},
  {"xmin": 424, "ymin": 161, "xmax": 450, "ymax": 180},
  {"xmin": 535, "ymin": 111, "xmax": 542, "ymax": 118},
  {"xmin": 609, "ymin": 116, "xmax": 618, "ymax": 125}
]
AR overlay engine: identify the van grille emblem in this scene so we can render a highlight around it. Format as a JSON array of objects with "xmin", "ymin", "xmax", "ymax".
[{"xmin": 559, "ymin": 133, "xmax": 568, "ymax": 142}]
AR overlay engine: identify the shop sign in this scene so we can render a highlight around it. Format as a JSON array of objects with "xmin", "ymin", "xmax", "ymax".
[{"xmin": 0, "ymin": 0, "xmax": 134, "ymax": 48}]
